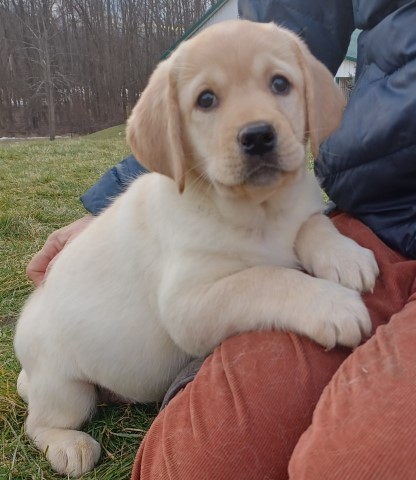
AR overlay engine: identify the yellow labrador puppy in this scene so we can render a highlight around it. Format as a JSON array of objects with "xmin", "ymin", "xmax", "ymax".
[{"xmin": 15, "ymin": 20, "xmax": 378, "ymax": 477}]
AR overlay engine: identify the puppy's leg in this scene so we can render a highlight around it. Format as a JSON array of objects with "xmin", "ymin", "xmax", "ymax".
[
  {"xmin": 160, "ymin": 265, "xmax": 372, "ymax": 355},
  {"xmin": 25, "ymin": 373, "xmax": 100, "ymax": 477},
  {"xmin": 295, "ymin": 213, "xmax": 379, "ymax": 292}
]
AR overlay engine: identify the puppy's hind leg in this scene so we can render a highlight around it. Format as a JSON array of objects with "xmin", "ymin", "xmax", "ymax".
[{"xmin": 25, "ymin": 374, "xmax": 100, "ymax": 477}]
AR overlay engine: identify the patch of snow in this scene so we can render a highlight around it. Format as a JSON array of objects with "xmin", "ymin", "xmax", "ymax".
[{"xmin": 0, "ymin": 136, "xmax": 70, "ymax": 141}]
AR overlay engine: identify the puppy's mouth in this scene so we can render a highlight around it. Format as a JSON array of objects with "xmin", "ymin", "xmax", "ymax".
[{"xmin": 243, "ymin": 155, "xmax": 281, "ymax": 186}]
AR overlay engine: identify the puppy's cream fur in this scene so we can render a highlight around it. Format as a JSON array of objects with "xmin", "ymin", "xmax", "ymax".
[{"xmin": 15, "ymin": 20, "xmax": 379, "ymax": 477}]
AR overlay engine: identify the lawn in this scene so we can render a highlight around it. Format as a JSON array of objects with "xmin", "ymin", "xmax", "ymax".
[{"xmin": 0, "ymin": 126, "xmax": 157, "ymax": 479}]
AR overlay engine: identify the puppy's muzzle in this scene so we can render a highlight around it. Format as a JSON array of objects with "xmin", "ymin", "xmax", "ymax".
[{"xmin": 237, "ymin": 122, "xmax": 279, "ymax": 186}]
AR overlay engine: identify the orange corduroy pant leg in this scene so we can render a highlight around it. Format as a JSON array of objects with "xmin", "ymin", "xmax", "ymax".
[{"xmin": 131, "ymin": 214, "xmax": 416, "ymax": 480}]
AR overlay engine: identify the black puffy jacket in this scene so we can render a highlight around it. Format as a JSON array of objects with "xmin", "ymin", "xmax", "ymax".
[
  {"xmin": 82, "ymin": 0, "xmax": 416, "ymax": 258},
  {"xmin": 239, "ymin": 0, "xmax": 416, "ymax": 258}
]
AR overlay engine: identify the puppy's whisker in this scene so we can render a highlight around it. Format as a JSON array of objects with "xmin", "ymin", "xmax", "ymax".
[
  {"xmin": 187, "ymin": 172, "xmax": 209, "ymax": 193},
  {"xmin": 184, "ymin": 160, "xmax": 205, "ymax": 176}
]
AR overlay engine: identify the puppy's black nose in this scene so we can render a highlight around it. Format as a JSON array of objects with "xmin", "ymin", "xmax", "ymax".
[{"xmin": 238, "ymin": 123, "xmax": 277, "ymax": 156}]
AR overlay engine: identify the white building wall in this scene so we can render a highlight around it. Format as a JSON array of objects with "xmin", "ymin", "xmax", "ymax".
[
  {"xmin": 336, "ymin": 59, "xmax": 356, "ymax": 79},
  {"xmin": 202, "ymin": 0, "xmax": 238, "ymax": 30}
]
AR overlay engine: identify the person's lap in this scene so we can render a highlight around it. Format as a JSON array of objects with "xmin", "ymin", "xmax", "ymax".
[
  {"xmin": 289, "ymin": 290, "xmax": 416, "ymax": 479},
  {"xmin": 132, "ymin": 214, "xmax": 416, "ymax": 479},
  {"xmin": 133, "ymin": 330, "xmax": 349, "ymax": 479}
]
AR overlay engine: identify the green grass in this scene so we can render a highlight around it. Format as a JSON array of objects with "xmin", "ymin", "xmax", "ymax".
[{"xmin": 0, "ymin": 127, "xmax": 157, "ymax": 479}]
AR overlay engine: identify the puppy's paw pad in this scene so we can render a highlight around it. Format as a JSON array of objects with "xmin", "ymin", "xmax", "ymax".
[{"xmin": 46, "ymin": 431, "xmax": 101, "ymax": 477}]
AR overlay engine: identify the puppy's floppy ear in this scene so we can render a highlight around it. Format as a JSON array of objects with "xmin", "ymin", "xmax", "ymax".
[
  {"xmin": 293, "ymin": 36, "xmax": 346, "ymax": 158},
  {"xmin": 126, "ymin": 55, "xmax": 186, "ymax": 192}
]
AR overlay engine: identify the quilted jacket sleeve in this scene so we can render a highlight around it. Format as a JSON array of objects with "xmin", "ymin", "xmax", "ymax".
[
  {"xmin": 315, "ymin": 2, "xmax": 416, "ymax": 259},
  {"xmin": 80, "ymin": 155, "xmax": 148, "ymax": 215}
]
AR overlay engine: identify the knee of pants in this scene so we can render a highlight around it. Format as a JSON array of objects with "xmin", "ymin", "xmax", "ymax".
[
  {"xmin": 132, "ymin": 331, "xmax": 348, "ymax": 480},
  {"xmin": 289, "ymin": 293, "xmax": 416, "ymax": 480}
]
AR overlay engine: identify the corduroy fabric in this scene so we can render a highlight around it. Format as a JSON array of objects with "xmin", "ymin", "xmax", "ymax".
[
  {"xmin": 131, "ymin": 214, "xmax": 416, "ymax": 480},
  {"xmin": 289, "ymin": 296, "xmax": 416, "ymax": 479}
]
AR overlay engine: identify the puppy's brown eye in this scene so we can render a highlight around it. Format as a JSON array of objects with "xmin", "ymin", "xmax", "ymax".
[
  {"xmin": 197, "ymin": 90, "xmax": 218, "ymax": 110},
  {"xmin": 271, "ymin": 75, "xmax": 291, "ymax": 95}
]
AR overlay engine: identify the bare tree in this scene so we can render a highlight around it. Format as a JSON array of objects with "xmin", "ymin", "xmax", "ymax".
[
  {"xmin": 0, "ymin": 0, "xmax": 217, "ymax": 137},
  {"xmin": 24, "ymin": 7, "xmax": 60, "ymax": 140}
]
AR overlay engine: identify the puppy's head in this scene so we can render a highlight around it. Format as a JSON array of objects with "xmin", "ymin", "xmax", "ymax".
[{"xmin": 127, "ymin": 20, "xmax": 345, "ymax": 194}]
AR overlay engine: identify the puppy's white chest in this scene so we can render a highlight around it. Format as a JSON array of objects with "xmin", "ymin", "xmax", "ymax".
[{"xmin": 241, "ymin": 219, "xmax": 300, "ymax": 268}]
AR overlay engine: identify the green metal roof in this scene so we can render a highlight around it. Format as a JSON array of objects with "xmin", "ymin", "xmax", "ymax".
[
  {"xmin": 160, "ymin": 0, "xmax": 230, "ymax": 59},
  {"xmin": 346, "ymin": 29, "xmax": 359, "ymax": 62}
]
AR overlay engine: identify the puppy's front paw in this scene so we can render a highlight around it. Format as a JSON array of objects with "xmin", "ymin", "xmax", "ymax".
[
  {"xmin": 305, "ymin": 281, "xmax": 372, "ymax": 350},
  {"xmin": 306, "ymin": 236, "xmax": 379, "ymax": 293},
  {"xmin": 42, "ymin": 430, "xmax": 101, "ymax": 477}
]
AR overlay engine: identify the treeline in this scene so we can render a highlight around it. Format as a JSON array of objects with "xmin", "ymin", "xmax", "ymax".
[{"xmin": 0, "ymin": 0, "xmax": 216, "ymax": 138}]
